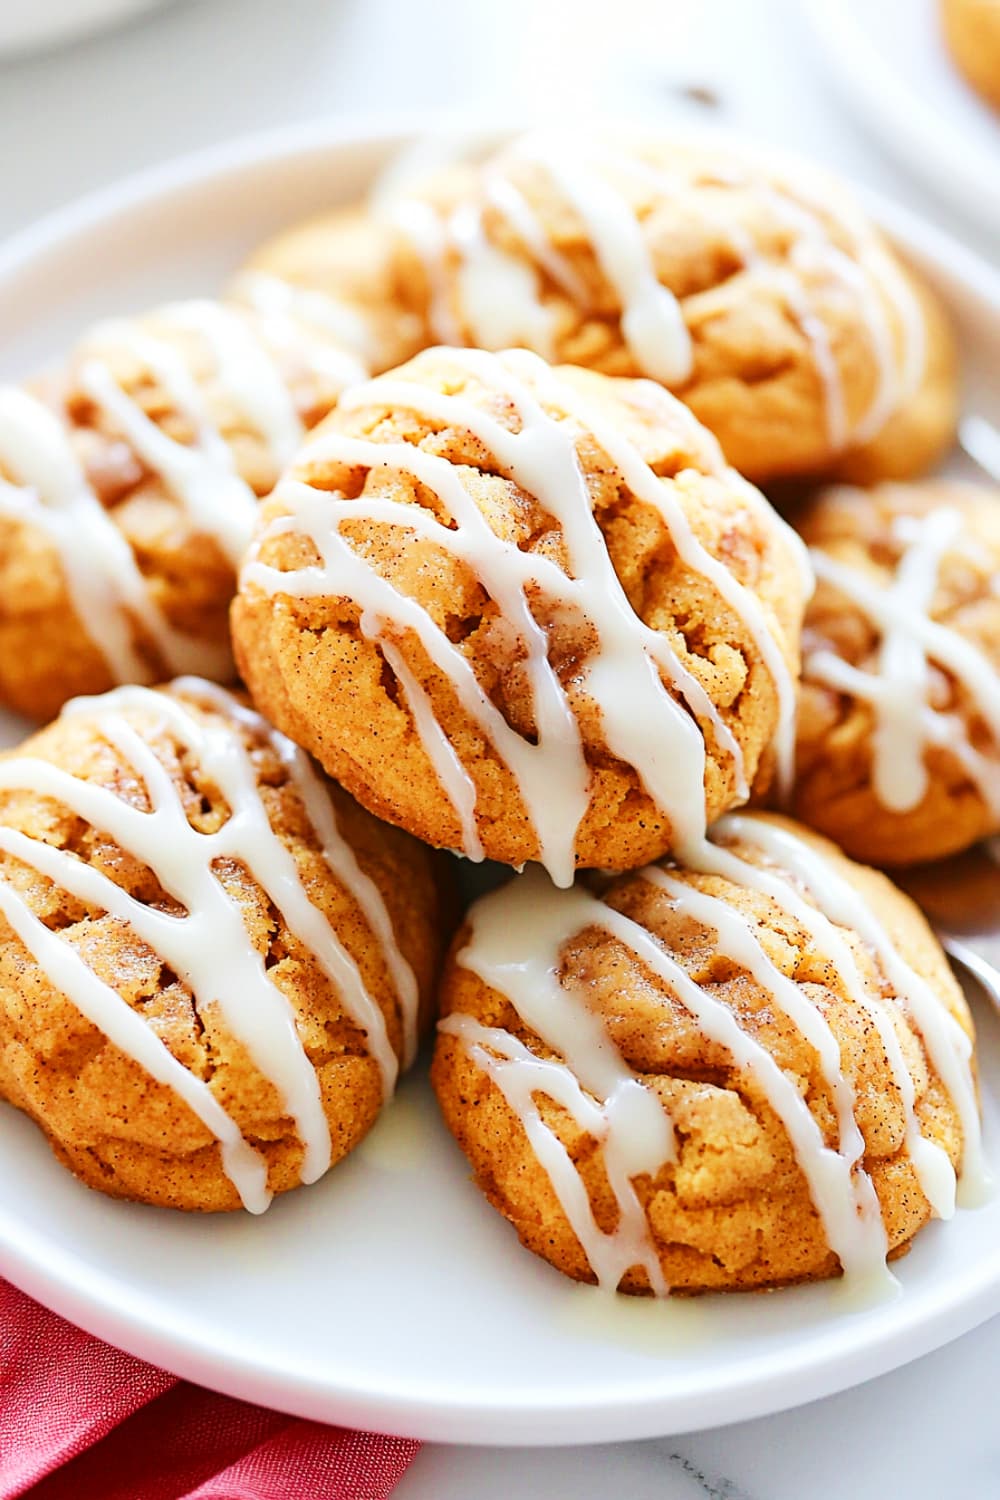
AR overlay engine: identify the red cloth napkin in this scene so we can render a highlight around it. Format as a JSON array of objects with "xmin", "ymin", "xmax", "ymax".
[{"xmin": 0, "ymin": 1280, "xmax": 419, "ymax": 1499}]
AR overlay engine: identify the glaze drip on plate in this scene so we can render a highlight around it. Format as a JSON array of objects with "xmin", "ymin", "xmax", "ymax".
[
  {"xmin": 804, "ymin": 496, "xmax": 1000, "ymax": 816},
  {"xmin": 0, "ymin": 679, "xmax": 417, "ymax": 1212},
  {"xmin": 442, "ymin": 814, "xmax": 985, "ymax": 1294},
  {"xmin": 0, "ymin": 299, "xmax": 363, "ymax": 689},
  {"xmin": 243, "ymin": 345, "xmax": 805, "ymax": 886},
  {"xmin": 386, "ymin": 132, "xmax": 924, "ymax": 454}
]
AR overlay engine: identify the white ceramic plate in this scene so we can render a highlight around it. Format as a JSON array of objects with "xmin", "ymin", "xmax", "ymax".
[
  {"xmin": 0, "ymin": 120, "xmax": 999, "ymax": 1447},
  {"xmin": 802, "ymin": 0, "xmax": 1000, "ymax": 236},
  {"xmin": 0, "ymin": 0, "xmax": 174, "ymax": 59}
]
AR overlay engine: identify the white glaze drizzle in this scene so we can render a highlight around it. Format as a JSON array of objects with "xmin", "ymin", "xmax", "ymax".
[
  {"xmin": 504, "ymin": 139, "xmax": 693, "ymax": 386},
  {"xmin": 78, "ymin": 310, "xmax": 266, "ymax": 566},
  {"xmin": 449, "ymin": 201, "xmax": 558, "ymax": 357},
  {"xmin": 0, "ymin": 680, "xmax": 417, "ymax": 1208},
  {"xmin": 376, "ymin": 637, "xmax": 485, "ymax": 864},
  {"xmin": 383, "ymin": 197, "xmax": 464, "ymax": 346},
  {"xmin": 388, "ymin": 133, "xmax": 924, "ymax": 455},
  {"xmin": 0, "ymin": 875, "xmax": 271, "ymax": 1212},
  {"xmin": 243, "ymin": 347, "xmax": 801, "ymax": 884},
  {"xmin": 443, "ymin": 870, "xmax": 674, "ymax": 1293},
  {"xmin": 639, "ymin": 865, "xmax": 890, "ymax": 1281},
  {"xmin": 709, "ymin": 815, "xmax": 989, "ymax": 1209},
  {"xmin": 0, "ymin": 388, "xmax": 232, "ymax": 685},
  {"xmin": 483, "ymin": 171, "xmax": 589, "ymax": 303},
  {"xmin": 230, "ymin": 270, "xmax": 376, "ymax": 370},
  {"xmin": 805, "ymin": 501, "xmax": 1000, "ymax": 817},
  {"xmin": 0, "ymin": 299, "xmax": 329, "ymax": 689},
  {"xmin": 443, "ymin": 813, "xmax": 984, "ymax": 1293}
]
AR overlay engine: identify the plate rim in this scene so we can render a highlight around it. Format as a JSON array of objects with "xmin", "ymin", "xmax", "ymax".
[{"xmin": 0, "ymin": 114, "xmax": 999, "ymax": 1446}]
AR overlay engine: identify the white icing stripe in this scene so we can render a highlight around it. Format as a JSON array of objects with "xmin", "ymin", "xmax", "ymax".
[
  {"xmin": 449, "ymin": 872, "xmax": 673, "ymax": 1293},
  {"xmin": 507, "ymin": 352, "xmax": 804, "ymax": 797},
  {"xmin": 771, "ymin": 167, "xmax": 927, "ymax": 446},
  {"xmin": 806, "ymin": 649, "xmax": 1000, "ymax": 815},
  {"xmin": 245, "ymin": 348, "xmax": 799, "ymax": 880},
  {"xmin": 170, "ymin": 677, "xmax": 422, "ymax": 1070},
  {"xmin": 585, "ymin": 152, "xmax": 854, "ymax": 450},
  {"xmin": 483, "ymin": 172, "xmax": 589, "ymax": 303},
  {"xmin": 78, "ymin": 327, "xmax": 257, "ymax": 567},
  {"xmin": 806, "ymin": 506, "xmax": 1000, "ymax": 816},
  {"xmin": 0, "ymin": 681, "xmax": 413, "ymax": 1207},
  {"xmin": 384, "ymin": 198, "xmax": 463, "ymax": 346},
  {"xmin": 960, "ymin": 414, "xmax": 1000, "ymax": 484},
  {"xmin": 870, "ymin": 510, "xmax": 957, "ymax": 811},
  {"xmin": 507, "ymin": 140, "xmax": 693, "ymax": 386},
  {"xmin": 0, "ymin": 873, "xmax": 270, "ymax": 1213},
  {"xmin": 376, "ymin": 636, "xmax": 486, "ymax": 866},
  {"xmin": 159, "ymin": 301, "xmax": 304, "ymax": 475},
  {"xmin": 449, "ymin": 202, "xmax": 557, "ymax": 358},
  {"xmin": 698, "ymin": 822, "xmax": 953, "ymax": 1216},
  {"xmin": 641, "ymin": 866, "xmax": 890, "ymax": 1282},
  {"xmin": 231, "ymin": 271, "xmax": 377, "ymax": 367},
  {"xmin": 448, "ymin": 1018, "xmax": 669, "ymax": 1295},
  {"xmin": 0, "ymin": 388, "xmax": 234, "ymax": 686},
  {"xmin": 443, "ymin": 812, "xmax": 984, "ymax": 1293},
  {"xmin": 714, "ymin": 815, "xmax": 989, "ymax": 1208}
]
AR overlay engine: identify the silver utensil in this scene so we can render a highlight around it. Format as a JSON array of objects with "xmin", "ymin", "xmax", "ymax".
[
  {"xmin": 960, "ymin": 415, "xmax": 1000, "ymax": 485},
  {"xmin": 897, "ymin": 847, "xmax": 1000, "ymax": 1012}
]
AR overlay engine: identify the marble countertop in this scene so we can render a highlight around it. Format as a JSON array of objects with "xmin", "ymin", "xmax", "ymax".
[{"xmin": 0, "ymin": 0, "xmax": 996, "ymax": 1493}]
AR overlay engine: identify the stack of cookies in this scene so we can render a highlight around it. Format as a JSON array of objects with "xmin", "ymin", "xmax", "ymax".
[{"xmin": 0, "ymin": 129, "xmax": 994, "ymax": 1296}]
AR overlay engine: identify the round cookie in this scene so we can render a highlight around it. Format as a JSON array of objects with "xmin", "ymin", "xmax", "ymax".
[
  {"xmin": 233, "ymin": 344, "xmax": 808, "ymax": 884},
  {"xmin": 243, "ymin": 131, "xmax": 957, "ymax": 486},
  {"xmin": 0, "ymin": 297, "xmax": 365, "ymax": 723},
  {"xmin": 0, "ymin": 678, "xmax": 447, "ymax": 1212},
  {"xmin": 941, "ymin": 0, "xmax": 1000, "ymax": 108},
  {"xmin": 432, "ymin": 812, "xmax": 982, "ymax": 1294},
  {"xmin": 792, "ymin": 479, "xmax": 1000, "ymax": 866}
]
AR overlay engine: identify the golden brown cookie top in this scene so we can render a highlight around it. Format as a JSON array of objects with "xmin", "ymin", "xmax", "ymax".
[
  {"xmin": 435, "ymin": 812, "xmax": 980, "ymax": 1293},
  {"xmin": 793, "ymin": 479, "xmax": 1000, "ymax": 864},
  {"xmin": 0, "ymin": 678, "xmax": 441, "ymax": 1211},
  {"xmin": 384, "ymin": 130, "xmax": 945, "ymax": 482},
  {"xmin": 239, "ymin": 345, "xmax": 808, "ymax": 881}
]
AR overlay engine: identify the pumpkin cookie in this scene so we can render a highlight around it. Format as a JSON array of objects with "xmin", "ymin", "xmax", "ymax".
[
  {"xmin": 0, "ymin": 298, "xmax": 365, "ymax": 723},
  {"xmin": 792, "ymin": 480, "xmax": 1000, "ymax": 865},
  {"xmin": 0, "ymin": 679, "xmax": 446, "ymax": 1211},
  {"xmin": 233, "ymin": 345, "xmax": 808, "ymax": 883},
  {"xmin": 433, "ymin": 813, "xmax": 981, "ymax": 1293}
]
